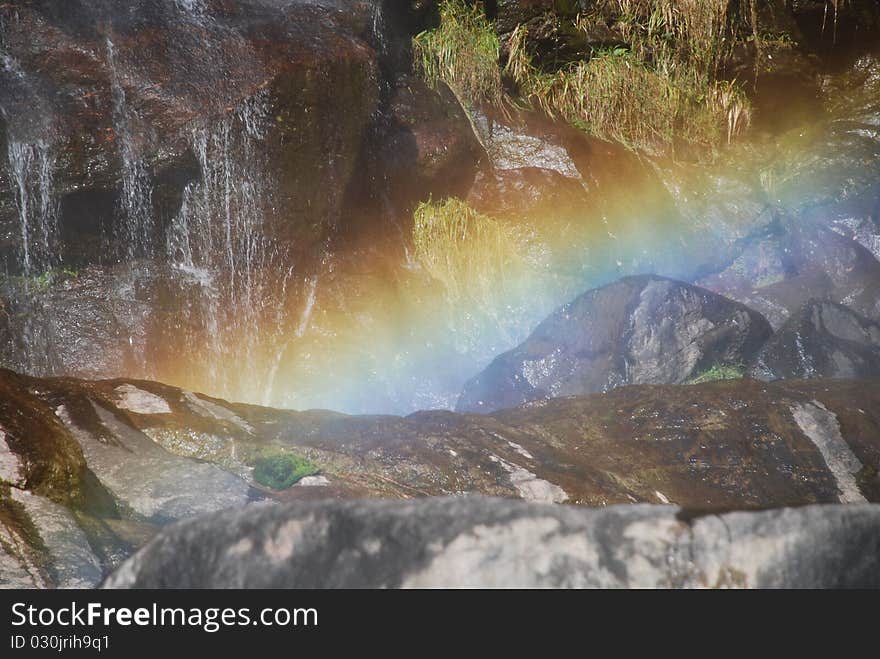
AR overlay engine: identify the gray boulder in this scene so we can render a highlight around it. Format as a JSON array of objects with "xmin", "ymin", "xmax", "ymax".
[
  {"xmin": 751, "ymin": 300, "xmax": 880, "ymax": 381},
  {"xmin": 457, "ymin": 275, "xmax": 773, "ymax": 413},
  {"xmin": 104, "ymin": 497, "xmax": 880, "ymax": 589}
]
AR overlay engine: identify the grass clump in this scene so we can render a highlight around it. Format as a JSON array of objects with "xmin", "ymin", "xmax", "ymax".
[
  {"xmin": 252, "ymin": 452, "xmax": 319, "ymax": 490},
  {"xmin": 412, "ymin": 0, "xmax": 503, "ymax": 108},
  {"xmin": 506, "ymin": 5, "xmax": 752, "ymax": 155},
  {"xmin": 2, "ymin": 266, "xmax": 79, "ymax": 293},
  {"xmin": 687, "ymin": 363, "xmax": 745, "ymax": 385},
  {"xmin": 413, "ymin": 0, "xmax": 753, "ymax": 156},
  {"xmin": 413, "ymin": 197, "xmax": 522, "ymax": 305}
]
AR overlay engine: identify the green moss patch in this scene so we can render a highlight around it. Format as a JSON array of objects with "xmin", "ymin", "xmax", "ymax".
[
  {"xmin": 687, "ymin": 364, "xmax": 745, "ymax": 385},
  {"xmin": 252, "ymin": 453, "xmax": 320, "ymax": 490}
]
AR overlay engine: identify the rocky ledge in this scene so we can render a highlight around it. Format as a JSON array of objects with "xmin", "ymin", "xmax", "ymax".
[
  {"xmin": 2, "ymin": 367, "xmax": 879, "ymax": 587},
  {"xmin": 104, "ymin": 497, "xmax": 880, "ymax": 589}
]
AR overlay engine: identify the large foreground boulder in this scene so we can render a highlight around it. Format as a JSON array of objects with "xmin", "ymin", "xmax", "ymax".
[
  {"xmin": 752, "ymin": 300, "xmax": 880, "ymax": 381},
  {"xmin": 103, "ymin": 497, "xmax": 880, "ymax": 588},
  {"xmin": 457, "ymin": 275, "xmax": 773, "ymax": 413}
]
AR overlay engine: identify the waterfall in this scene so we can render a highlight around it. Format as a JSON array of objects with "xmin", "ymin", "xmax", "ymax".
[
  {"xmin": 7, "ymin": 140, "xmax": 58, "ymax": 276},
  {"xmin": 1, "ymin": 1, "xmax": 306, "ymax": 403},
  {"xmin": 168, "ymin": 90, "xmax": 293, "ymax": 401},
  {"xmin": 261, "ymin": 270, "xmax": 309, "ymax": 406},
  {"xmin": 2, "ymin": 47, "xmax": 58, "ymax": 276},
  {"xmin": 106, "ymin": 38, "xmax": 154, "ymax": 261}
]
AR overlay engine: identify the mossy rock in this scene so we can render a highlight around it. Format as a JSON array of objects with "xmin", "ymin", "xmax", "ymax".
[
  {"xmin": 687, "ymin": 364, "xmax": 745, "ymax": 385},
  {"xmin": 252, "ymin": 453, "xmax": 320, "ymax": 490}
]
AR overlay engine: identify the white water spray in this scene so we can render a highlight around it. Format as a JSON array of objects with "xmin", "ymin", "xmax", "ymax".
[
  {"xmin": 106, "ymin": 38, "xmax": 154, "ymax": 260},
  {"xmin": 168, "ymin": 90, "xmax": 294, "ymax": 401},
  {"xmin": 7, "ymin": 140, "xmax": 58, "ymax": 275}
]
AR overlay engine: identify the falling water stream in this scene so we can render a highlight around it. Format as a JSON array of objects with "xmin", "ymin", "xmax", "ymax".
[
  {"xmin": 2, "ymin": 46, "xmax": 59, "ymax": 277},
  {"xmin": 106, "ymin": 38, "xmax": 155, "ymax": 261},
  {"xmin": 166, "ymin": 90, "xmax": 295, "ymax": 401},
  {"xmin": 0, "ymin": 1, "xmax": 301, "ymax": 403},
  {"xmin": 7, "ymin": 140, "xmax": 57, "ymax": 275}
]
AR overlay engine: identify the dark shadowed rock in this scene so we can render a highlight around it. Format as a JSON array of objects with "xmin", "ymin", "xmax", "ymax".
[
  {"xmin": 103, "ymin": 497, "xmax": 880, "ymax": 588},
  {"xmin": 792, "ymin": 0, "xmax": 880, "ymax": 51},
  {"xmin": 494, "ymin": 1, "xmax": 622, "ymax": 70},
  {"xmin": 456, "ymin": 275, "xmax": 773, "ymax": 413},
  {"xmin": 752, "ymin": 300, "xmax": 880, "ymax": 381},
  {"xmin": 379, "ymin": 74, "xmax": 483, "ymax": 212}
]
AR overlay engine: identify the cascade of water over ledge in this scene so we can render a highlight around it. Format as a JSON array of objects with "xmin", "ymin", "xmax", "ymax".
[
  {"xmin": 2, "ymin": 45, "xmax": 59, "ymax": 277},
  {"xmin": 167, "ymin": 91, "xmax": 294, "ymax": 401},
  {"xmin": 106, "ymin": 37, "xmax": 155, "ymax": 261},
  {"xmin": 6, "ymin": 139, "xmax": 57, "ymax": 276},
  {"xmin": 0, "ymin": 1, "xmax": 306, "ymax": 402}
]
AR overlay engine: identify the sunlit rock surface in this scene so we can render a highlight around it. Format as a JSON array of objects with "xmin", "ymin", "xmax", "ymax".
[
  {"xmin": 457, "ymin": 275, "xmax": 773, "ymax": 413},
  {"xmin": 103, "ymin": 497, "xmax": 880, "ymax": 589},
  {"xmin": 2, "ymin": 368, "xmax": 880, "ymax": 587}
]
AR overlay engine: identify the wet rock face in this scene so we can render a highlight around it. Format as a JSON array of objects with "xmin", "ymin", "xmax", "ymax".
[
  {"xmin": 0, "ymin": 0, "xmax": 391, "ymax": 397},
  {"xmin": 456, "ymin": 275, "xmax": 773, "ymax": 413},
  {"xmin": 103, "ymin": 497, "xmax": 880, "ymax": 588},
  {"xmin": 694, "ymin": 54, "xmax": 880, "ymax": 327},
  {"xmin": 467, "ymin": 166, "xmax": 590, "ymax": 221},
  {"xmin": 0, "ymin": 265, "xmax": 153, "ymax": 379},
  {"xmin": 752, "ymin": 300, "xmax": 880, "ymax": 381},
  {"xmin": 379, "ymin": 75, "xmax": 483, "ymax": 212},
  {"xmin": 0, "ymin": 368, "xmax": 263, "ymax": 587},
  {"xmin": 0, "ymin": 0, "xmax": 381, "ymax": 268}
]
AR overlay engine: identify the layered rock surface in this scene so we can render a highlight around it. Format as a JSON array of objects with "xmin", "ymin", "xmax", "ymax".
[{"xmin": 2, "ymin": 368, "xmax": 880, "ymax": 587}]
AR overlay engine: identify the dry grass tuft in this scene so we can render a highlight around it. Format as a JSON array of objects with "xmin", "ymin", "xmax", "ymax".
[
  {"xmin": 412, "ymin": 198, "xmax": 523, "ymax": 305},
  {"xmin": 412, "ymin": 0, "xmax": 503, "ymax": 108},
  {"xmin": 414, "ymin": 0, "xmax": 756, "ymax": 157}
]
